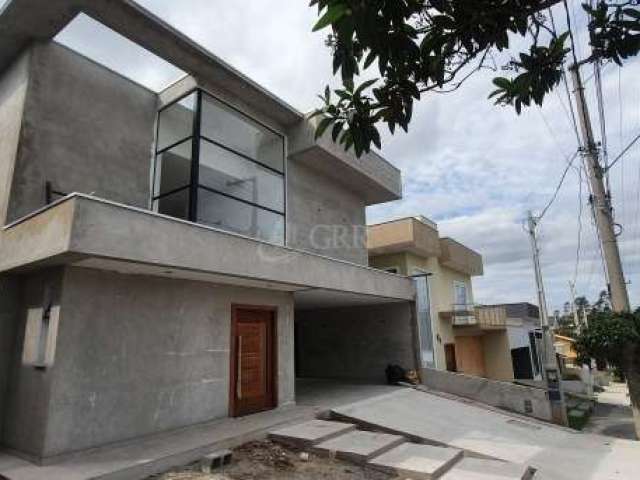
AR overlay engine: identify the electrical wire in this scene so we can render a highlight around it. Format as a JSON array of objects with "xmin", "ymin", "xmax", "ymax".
[
  {"xmin": 582, "ymin": 154, "xmax": 611, "ymax": 286},
  {"xmin": 538, "ymin": 107, "xmax": 574, "ymax": 161},
  {"xmin": 618, "ymin": 68, "xmax": 625, "ymax": 225},
  {"xmin": 563, "ymin": 0, "xmax": 581, "ymax": 68},
  {"xmin": 538, "ymin": 150, "xmax": 581, "ymax": 221},
  {"xmin": 573, "ymin": 165, "xmax": 584, "ymax": 287},
  {"xmin": 549, "ymin": 6, "xmax": 582, "ymax": 148},
  {"xmin": 606, "ymin": 132, "xmax": 640, "ymax": 171},
  {"xmin": 593, "ymin": 59, "xmax": 610, "ymax": 192}
]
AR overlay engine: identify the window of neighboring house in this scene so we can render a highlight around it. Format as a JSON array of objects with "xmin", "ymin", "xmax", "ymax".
[
  {"xmin": 152, "ymin": 90, "xmax": 286, "ymax": 245},
  {"xmin": 412, "ymin": 270, "xmax": 436, "ymax": 369},
  {"xmin": 383, "ymin": 267, "xmax": 400, "ymax": 274},
  {"xmin": 453, "ymin": 281, "xmax": 468, "ymax": 310}
]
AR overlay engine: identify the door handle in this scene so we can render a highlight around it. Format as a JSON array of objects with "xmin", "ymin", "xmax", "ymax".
[{"xmin": 237, "ymin": 336, "xmax": 242, "ymax": 400}]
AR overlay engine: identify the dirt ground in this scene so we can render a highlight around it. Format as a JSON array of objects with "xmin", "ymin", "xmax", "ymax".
[{"xmin": 148, "ymin": 440, "xmax": 394, "ymax": 480}]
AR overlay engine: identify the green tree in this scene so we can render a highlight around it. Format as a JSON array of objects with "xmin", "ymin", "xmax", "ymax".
[
  {"xmin": 575, "ymin": 311, "xmax": 640, "ymax": 438},
  {"xmin": 310, "ymin": 0, "xmax": 640, "ymax": 156}
]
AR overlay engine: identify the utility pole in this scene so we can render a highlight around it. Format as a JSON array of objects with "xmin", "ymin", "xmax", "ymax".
[
  {"xmin": 526, "ymin": 211, "xmax": 568, "ymax": 426},
  {"xmin": 569, "ymin": 281, "xmax": 580, "ymax": 331},
  {"xmin": 569, "ymin": 63, "xmax": 631, "ymax": 313}
]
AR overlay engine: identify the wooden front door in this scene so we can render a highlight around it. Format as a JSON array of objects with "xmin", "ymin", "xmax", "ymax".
[
  {"xmin": 444, "ymin": 343, "xmax": 457, "ymax": 372},
  {"xmin": 230, "ymin": 306, "xmax": 276, "ymax": 417}
]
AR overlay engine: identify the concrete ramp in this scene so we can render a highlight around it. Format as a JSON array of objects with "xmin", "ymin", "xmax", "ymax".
[{"xmin": 330, "ymin": 389, "xmax": 639, "ymax": 480}]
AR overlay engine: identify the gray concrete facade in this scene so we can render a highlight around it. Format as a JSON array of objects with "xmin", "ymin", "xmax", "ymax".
[
  {"xmin": 0, "ymin": 50, "xmax": 29, "ymax": 224},
  {"xmin": 4, "ymin": 42, "xmax": 157, "ymax": 223},
  {"xmin": 0, "ymin": 0, "xmax": 413, "ymax": 463},
  {"xmin": 296, "ymin": 303, "xmax": 418, "ymax": 383},
  {"xmin": 2, "ymin": 268, "xmax": 64, "ymax": 458},
  {"xmin": 1, "ymin": 266, "xmax": 295, "ymax": 460},
  {"xmin": 287, "ymin": 161, "xmax": 367, "ymax": 265}
]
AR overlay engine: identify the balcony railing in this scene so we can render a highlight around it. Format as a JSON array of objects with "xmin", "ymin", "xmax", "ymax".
[{"xmin": 440, "ymin": 304, "xmax": 507, "ymax": 330}]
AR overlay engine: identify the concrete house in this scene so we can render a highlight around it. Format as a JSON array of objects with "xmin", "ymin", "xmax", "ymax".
[
  {"xmin": 368, "ymin": 216, "xmax": 514, "ymax": 381},
  {"xmin": 0, "ymin": 0, "xmax": 419, "ymax": 463},
  {"xmin": 481, "ymin": 302, "xmax": 544, "ymax": 380}
]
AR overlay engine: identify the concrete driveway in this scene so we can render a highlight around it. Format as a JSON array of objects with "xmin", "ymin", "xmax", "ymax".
[
  {"xmin": 584, "ymin": 382, "xmax": 636, "ymax": 440},
  {"xmin": 331, "ymin": 388, "xmax": 639, "ymax": 480}
]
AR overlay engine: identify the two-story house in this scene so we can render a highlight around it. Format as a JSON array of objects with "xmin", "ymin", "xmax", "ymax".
[
  {"xmin": 0, "ymin": 0, "xmax": 419, "ymax": 463},
  {"xmin": 368, "ymin": 216, "xmax": 514, "ymax": 381}
]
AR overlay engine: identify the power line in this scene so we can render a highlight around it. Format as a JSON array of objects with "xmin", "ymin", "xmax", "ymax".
[
  {"xmin": 563, "ymin": 0, "xmax": 581, "ymax": 68},
  {"xmin": 606, "ymin": 132, "xmax": 640, "ymax": 171},
  {"xmin": 593, "ymin": 58, "xmax": 610, "ymax": 191},
  {"xmin": 618, "ymin": 67, "xmax": 625, "ymax": 225},
  {"xmin": 549, "ymin": 6, "xmax": 582, "ymax": 148},
  {"xmin": 573, "ymin": 165, "xmax": 584, "ymax": 287},
  {"xmin": 538, "ymin": 150, "xmax": 581, "ymax": 221},
  {"xmin": 581, "ymin": 153, "xmax": 611, "ymax": 286}
]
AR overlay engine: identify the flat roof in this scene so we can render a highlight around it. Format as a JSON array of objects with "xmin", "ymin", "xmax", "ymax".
[
  {"xmin": 369, "ymin": 215, "xmax": 438, "ymax": 230},
  {"xmin": 0, "ymin": 0, "xmax": 304, "ymax": 127}
]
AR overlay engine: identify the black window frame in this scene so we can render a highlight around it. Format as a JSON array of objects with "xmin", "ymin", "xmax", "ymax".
[{"xmin": 152, "ymin": 88, "xmax": 287, "ymax": 244}]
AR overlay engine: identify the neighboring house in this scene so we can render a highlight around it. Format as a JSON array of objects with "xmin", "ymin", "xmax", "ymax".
[
  {"xmin": 480, "ymin": 303, "xmax": 544, "ymax": 380},
  {"xmin": 368, "ymin": 216, "xmax": 514, "ymax": 382},
  {"xmin": 0, "ymin": 0, "xmax": 419, "ymax": 463},
  {"xmin": 554, "ymin": 334, "xmax": 578, "ymax": 368}
]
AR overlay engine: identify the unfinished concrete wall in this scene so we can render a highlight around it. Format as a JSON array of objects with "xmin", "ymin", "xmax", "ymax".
[
  {"xmin": 1, "ymin": 268, "xmax": 64, "ymax": 458},
  {"xmin": 296, "ymin": 302, "xmax": 417, "ymax": 382},
  {"xmin": 0, "ymin": 50, "xmax": 30, "ymax": 225},
  {"xmin": 287, "ymin": 160, "xmax": 368, "ymax": 265},
  {"xmin": 34, "ymin": 267, "xmax": 294, "ymax": 459},
  {"xmin": 5, "ymin": 42, "xmax": 157, "ymax": 223},
  {"xmin": 421, "ymin": 367, "xmax": 552, "ymax": 422},
  {"xmin": 0, "ymin": 275, "xmax": 20, "ymax": 441}
]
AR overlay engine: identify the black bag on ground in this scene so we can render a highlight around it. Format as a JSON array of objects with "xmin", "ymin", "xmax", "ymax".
[{"xmin": 385, "ymin": 364, "xmax": 406, "ymax": 385}]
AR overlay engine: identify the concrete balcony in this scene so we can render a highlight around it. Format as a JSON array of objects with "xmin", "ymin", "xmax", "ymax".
[
  {"xmin": 438, "ymin": 238, "xmax": 483, "ymax": 277},
  {"xmin": 440, "ymin": 305, "xmax": 507, "ymax": 331},
  {"xmin": 288, "ymin": 116, "xmax": 402, "ymax": 206},
  {"xmin": 0, "ymin": 194, "xmax": 415, "ymax": 308},
  {"xmin": 368, "ymin": 216, "xmax": 441, "ymax": 257}
]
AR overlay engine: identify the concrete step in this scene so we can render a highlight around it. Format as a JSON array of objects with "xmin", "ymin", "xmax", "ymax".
[
  {"xmin": 368, "ymin": 443, "xmax": 463, "ymax": 479},
  {"xmin": 439, "ymin": 457, "xmax": 535, "ymax": 480},
  {"xmin": 312, "ymin": 430, "xmax": 406, "ymax": 464},
  {"xmin": 268, "ymin": 419, "xmax": 356, "ymax": 448}
]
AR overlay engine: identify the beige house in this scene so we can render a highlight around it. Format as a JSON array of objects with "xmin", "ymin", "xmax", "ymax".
[{"xmin": 368, "ymin": 216, "xmax": 514, "ymax": 381}]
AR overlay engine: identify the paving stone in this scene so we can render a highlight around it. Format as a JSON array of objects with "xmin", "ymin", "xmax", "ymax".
[
  {"xmin": 439, "ymin": 457, "xmax": 534, "ymax": 480},
  {"xmin": 368, "ymin": 443, "xmax": 463, "ymax": 479},
  {"xmin": 268, "ymin": 420, "xmax": 356, "ymax": 448},
  {"xmin": 312, "ymin": 430, "xmax": 406, "ymax": 463}
]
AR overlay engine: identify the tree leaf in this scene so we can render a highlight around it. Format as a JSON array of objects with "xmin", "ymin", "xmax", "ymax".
[
  {"xmin": 354, "ymin": 79, "xmax": 377, "ymax": 97},
  {"xmin": 315, "ymin": 116, "xmax": 334, "ymax": 140},
  {"xmin": 313, "ymin": 4, "xmax": 348, "ymax": 32}
]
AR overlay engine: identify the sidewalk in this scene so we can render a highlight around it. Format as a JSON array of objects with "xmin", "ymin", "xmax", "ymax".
[
  {"xmin": 584, "ymin": 382, "xmax": 636, "ymax": 440},
  {"xmin": 0, "ymin": 405, "xmax": 317, "ymax": 480}
]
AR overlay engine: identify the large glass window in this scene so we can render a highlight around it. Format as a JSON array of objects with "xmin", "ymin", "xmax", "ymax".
[{"xmin": 152, "ymin": 90, "xmax": 285, "ymax": 244}]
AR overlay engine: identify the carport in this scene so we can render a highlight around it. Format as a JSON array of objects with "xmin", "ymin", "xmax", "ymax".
[{"xmin": 293, "ymin": 288, "xmax": 419, "ymax": 406}]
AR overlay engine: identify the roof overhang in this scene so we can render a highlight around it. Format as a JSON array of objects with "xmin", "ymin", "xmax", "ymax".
[
  {"xmin": 0, "ymin": 195, "xmax": 416, "ymax": 305},
  {"xmin": 0, "ymin": 0, "xmax": 304, "ymax": 127},
  {"xmin": 288, "ymin": 117, "xmax": 402, "ymax": 206},
  {"xmin": 368, "ymin": 217, "xmax": 441, "ymax": 257}
]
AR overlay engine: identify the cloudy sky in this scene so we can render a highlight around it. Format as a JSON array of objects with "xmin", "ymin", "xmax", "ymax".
[{"xmin": 52, "ymin": 0, "xmax": 640, "ymax": 312}]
